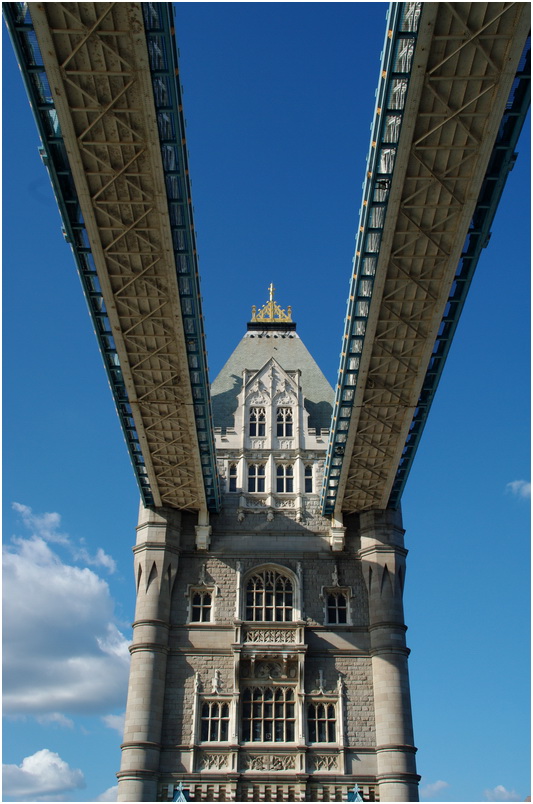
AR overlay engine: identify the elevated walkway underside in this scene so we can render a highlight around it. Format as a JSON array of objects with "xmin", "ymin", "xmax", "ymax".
[
  {"xmin": 323, "ymin": 2, "xmax": 530, "ymax": 516},
  {"xmin": 21, "ymin": 2, "xmax": 219, "ymax": 512}
]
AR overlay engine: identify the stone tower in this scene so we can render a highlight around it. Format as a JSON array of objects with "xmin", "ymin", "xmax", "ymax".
[{"xmin": 117, "ymin": 290, "xmax": 419, "ymax": 802}]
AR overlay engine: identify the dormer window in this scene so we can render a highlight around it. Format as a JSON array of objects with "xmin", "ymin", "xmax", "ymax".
[
  {"xmin": 249, "ymin": 407, "xmax": 266, "ymax": 437},
  {"xmin": 248, "ymin": 463, "xmax": 266, "ymax": 493},
  {"xmin": 276, "ymin": 407, "xmax": 293, "ymax": 437},
  {"xmin": 276, "ymin": 463, "xmax": 294, "ymax": 493}
]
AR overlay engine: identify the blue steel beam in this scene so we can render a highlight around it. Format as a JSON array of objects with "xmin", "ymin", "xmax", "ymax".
[{"xmin": 4, "ymin": 1, "xmax": 220, "ymax": 512}]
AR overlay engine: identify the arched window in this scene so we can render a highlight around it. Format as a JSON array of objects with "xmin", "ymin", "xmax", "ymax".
[
  {"xmin": 248, "ymin": 463, "xmax": 265, "ymax": 493},
  {"xmin": 249, "ymin": 407, "xmax": 266, "ymax": 437},
  {"xmin": 276, "ymin": 407, "xmax": 293, "ymax": 437},
  {"xmin": 246, "ymin": 569, "xmax": 293, "ymax": 622},
  {"xmin": 307, "ymin": 703, "xmax": 336, "ymax": 742},
  {"xmin": 242, "ymin": 687, "xmax": 295, "ymax": 742},
  {"xmin": 191, "ymin": 590, "xmax": 212, "ymax": 622},
  {"xmin": 276, "ymin": 463, "xmax": 293, "ymax": 493},
  {"xmin": 229, "ymin": 463, "xmax": 237, "ymax": 492}
]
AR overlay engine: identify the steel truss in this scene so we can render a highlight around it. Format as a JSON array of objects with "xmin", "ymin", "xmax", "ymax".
[
  {"xmin": 6, "ymin": 2, "xmax": 219, "ymax": 512},
  {"xmin": 323, "ymin": 2, "xmax": 530, "ymax": 515}
]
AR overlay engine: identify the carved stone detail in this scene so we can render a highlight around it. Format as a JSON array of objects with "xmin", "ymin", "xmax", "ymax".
[
  {"xmin": 197, "ymin": 752, "xmax": 228, "ymax": 771},
  {"xmin": 241, "ymin": 753, "xmax": 296, "ymax": 771},
  {"xmin": 308, "ymin": 754, "xmax": 339, "ymax": 771},
  {"xmin": 244, "ymin": 628, "xmax": 297, "ymax": 644}
]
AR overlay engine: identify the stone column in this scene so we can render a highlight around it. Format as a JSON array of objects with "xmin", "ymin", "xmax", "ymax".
[
  {"xmin": 359, "ymin": 508, "xmax": 419, "ymax": 802},
  {"xmin": 117, "ymin": 504, "xmax": 181, "ymax": 802}
]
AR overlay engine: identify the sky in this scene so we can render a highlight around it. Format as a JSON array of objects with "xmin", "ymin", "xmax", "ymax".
[{"xmin": 2, "ymin": 3, "xmax": 530, "ymax": 803}]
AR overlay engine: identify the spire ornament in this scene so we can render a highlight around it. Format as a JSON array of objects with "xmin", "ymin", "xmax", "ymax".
[{"xmin": 251, "ymin": 284, "xmax": 293, "ymax": 323}]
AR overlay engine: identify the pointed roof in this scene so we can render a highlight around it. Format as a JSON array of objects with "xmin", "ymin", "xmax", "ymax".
[{"xmin": 211, "ymin": 290, "xmax": 333, "ymax": 433}]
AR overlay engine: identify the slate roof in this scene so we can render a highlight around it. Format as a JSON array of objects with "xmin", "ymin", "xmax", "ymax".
[{"xmin": 211, "ymin": 327, "xmax": 334, "ymax": 433}]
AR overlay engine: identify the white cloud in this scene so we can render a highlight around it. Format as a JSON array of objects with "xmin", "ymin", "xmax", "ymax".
[
  {"xmin": 2, "ymin": 749, "xmax": 85, "ymax": 800},
  {"xmin": 485, "ymin": 786, "xmax": 522, "ymax": 802},
  {"xmin": 36, "ymin": 713, "xmax": 75, "ymax": 729},
  {"xmin": 102, "ymin": 712, "xmax": 126, "ymax": 735},
  {"xmin": 506, "ymin": 479, "xmax": 531, "ymax": 499},
  {"xmin": 421, "ymin": 780, "xmax": 450, "ymax": 798},
  {"xmin": 11, "ymin": 502, "xmax": 116, "ymax": 572},
  {"xmin": 95, "ymin": 785, "xmax": 119, "ymax": 801},
  {"xmin": 12, "ymin": 502, "xmax": 69, "ymax": 544},
  {"xmin": 3, "ymin": 506, "xmax": 130, "ymax": 719}
]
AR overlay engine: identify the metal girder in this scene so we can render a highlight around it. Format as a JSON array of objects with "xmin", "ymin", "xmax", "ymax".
[
  {"xmin": 323, "ymin": 1, "xmax": 530, "ymax": 516},
  {"xmin": 6, "ymin": 2, "xmax": 219, "ymax": 512}
]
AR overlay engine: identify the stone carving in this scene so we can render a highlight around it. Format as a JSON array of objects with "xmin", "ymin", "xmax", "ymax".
[
  {"xmin": 245, "ymin": 497, "xmax": 267, "ymax": 508},
  {"xmin": 197, "ymin": 752, "xmax": 227, "ymax": 770},
  {"xmin": 241, "ymin": 754, "xmax": 296, "ymax": 771},
  {"xmin": 275, "ymin": 498, "xmax": 295, "ymax": 508},
  {"xmin": 266, "ymin": 510, "xmax": 274, "ymax": 521},
  {"xmin": 212, "ymin": 669, "xmax": 221, "ymax": 693},
  {"xmin": 309, "ymin": 754, "xmax": 338, "ymax": 771},
  {"xmin": 255, "ymin": 661, "xmax": 282, "ymax": 679},
  {"xmin": 245, "ymin": 628, "xmax": 297, "ymax": 644}
]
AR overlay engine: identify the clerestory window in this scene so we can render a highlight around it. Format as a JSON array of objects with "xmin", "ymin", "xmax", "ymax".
[
  {"xmin": 249, "ymin": 407, "xmax": 266, "ymax": 437},
  {"xmin": 242, "ymin": 687, "xmax": 295, "ymax": 742},
  {"xmin": 246, "ymin": 569, "xmax": 293, "ymax": 622},
  {"xmin": 248, "ymin": 463, "xmax": 265, "ymax": 493},
  {"xmin": 307, "ymin": 703, "xmax": 336, "ymax": 743},
  {"xmin": 276, "ymin": 463, "xmax": 294, "ymax": 493},
  {"xmin": 276, "ymin": 407, "xmax": 293, "ymax": 437},
  {"xmin": 201, "ymin": 701, "xmax": 230, "ymax": 741}
]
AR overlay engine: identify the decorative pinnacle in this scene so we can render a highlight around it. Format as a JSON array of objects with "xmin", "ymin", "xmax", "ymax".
[{"xmin": 251, "ymin": 284, "xmax": 292, "ymax": 323}]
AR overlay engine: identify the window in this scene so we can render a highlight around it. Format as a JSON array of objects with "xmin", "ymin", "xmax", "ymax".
[
  {"xmin": 246, "ymin": 569, "xmax": 293, "ymax": 622},
  {"xmin": 276, "ymin": 407, "xmax": 293, "ymax": 437},
  {"xmin": 276, "ymin": 464, "xmax": 293, "ymax": 493},
  {"xmin": 229, "ymin": 463, "xmax": 237, "ymax": 492},
  {"xmin": 242, "ymin": 687, "xmax": 295, "ymax": 742},
  {"xmin": 249, "ymin": 407, "xmax": 266, "ymax": 437},
  {"xmin": 248, "ymin": 463, "xmax": 265, "ymax": 493},
  {"xmin": 326, "ymin": 592, "xmax": 348, "ymax": 624},
  {"xmin": 191, "ymin": 590, "xmax": 212, "ymax": 622},
  {"xmin": 201, "ymin": 701, "xmax": 230, "ymax": 741},
  {"xmin": 304, "ymin": 465, "xmax": 313, "ymax": 493},
  {"xmin": 307, "ymin": 703, "xmax": 336, "ymax": 743}
]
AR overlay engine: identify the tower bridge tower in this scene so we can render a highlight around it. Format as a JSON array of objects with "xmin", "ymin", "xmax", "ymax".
[{"xmin": 117, "ymin": 290, "xmax": 419, "ymax": 802}]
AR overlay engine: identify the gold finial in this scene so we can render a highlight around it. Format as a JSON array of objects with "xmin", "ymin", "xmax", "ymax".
[{"xmin": 251, "ymin": 284, "xmax": 293, "ymax": 323}]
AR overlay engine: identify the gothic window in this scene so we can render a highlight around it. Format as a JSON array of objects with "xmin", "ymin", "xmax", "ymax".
[
  {"xmin": 249, "ymin": 407, "xmax": 266, "ymax": 437},
  {"xmin": 246, "ymin": 569, "xmax": 293, "ymax": 622},
  {"xmin": 242, "ymin": 687, "xmax": 295, "ymax": 742},
  {"xmin": 307, "ymin": 703, "xmax": 336, "ymax": 743},
  {"xmin": 276, "ymin": 463, "xmax": 294, "ymax": 493},
  {"xmin": 276, "ymin": 407, "xmax": 293, "ymax": 437},
  {"xmin": 304, "ymin": 464, "xmax": 313, "ymax": 493},
  {"xmin": 229, "ymin": 463, "xmax": 237, "ymax": 492},
  {"xmin": 200, "ymin": 701, "xmax": 230, "ymax": 741},
  {"xmin": 326, "ymin": 591, "xmax": 348, "ymax": 624},
  {"xmin": 190, "ymin": 590, "xmax": 213, "ymax": 622},
  {"xmin": 248, "ymin": 463, "xmax": 266, "ymax": 493}
]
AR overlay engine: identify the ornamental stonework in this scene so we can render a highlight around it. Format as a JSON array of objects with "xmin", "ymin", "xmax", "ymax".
[
  {"xmin": 244, "ymin": 628, "xmax": 297, "ymax": 644},
  {"xmin": 240, "ymin": 753, "xmax": 296, "ymax": 771},
  {"xmin": 308, "ymin": 754, "xmax": 339, "ymax": 771},
  {"xmin": 196, "ymin": 752, "xmax": 228, "ymax": 771}
]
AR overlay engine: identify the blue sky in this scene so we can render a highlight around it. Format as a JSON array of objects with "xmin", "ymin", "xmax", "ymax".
[{"xmin": 2, "ymin": 3, "xmax": 530, "ymax": 802}]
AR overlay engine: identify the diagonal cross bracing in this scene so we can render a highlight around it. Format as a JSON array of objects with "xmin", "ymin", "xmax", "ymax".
[
  {"xmin": 6, "ymin": 2, "xmax": 220, "ymax": 512},
  {"xmin": 322, "ymin": 1, "xmax": 530, "ymax": 516}
]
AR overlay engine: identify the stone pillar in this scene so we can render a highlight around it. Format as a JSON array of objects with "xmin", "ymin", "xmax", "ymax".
[
  {"xmin": 117, "ymin": 504, "xmax": 181, "ymax": 802},
  {"xmin": 359, "ymin": 508, "xmax": 419, "ymax": 802}
]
